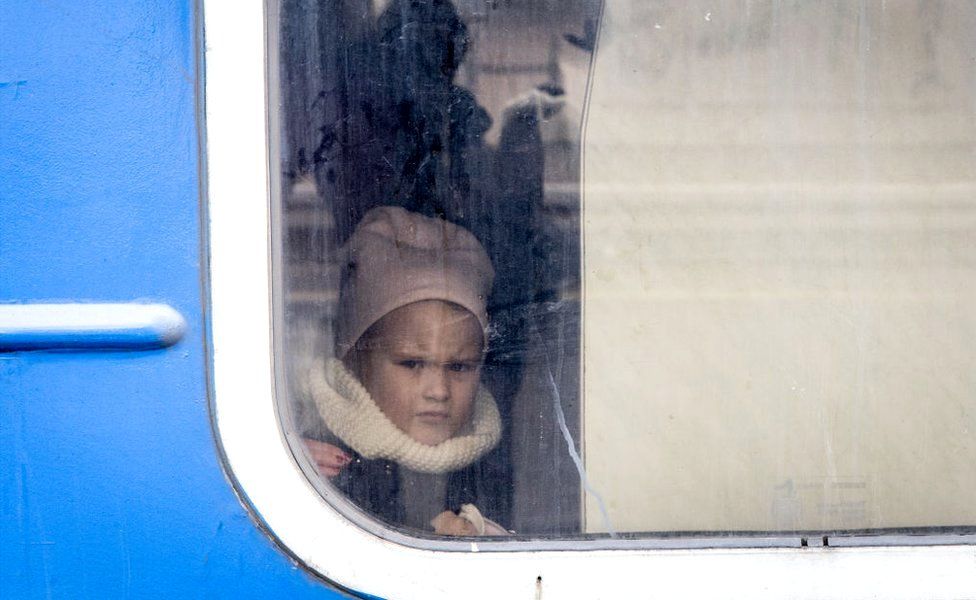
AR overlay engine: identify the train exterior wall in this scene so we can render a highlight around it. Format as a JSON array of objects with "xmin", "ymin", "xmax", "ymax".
[{"xmin": 0, "ymin": 2, "xmax": 348, "ymax": 597}]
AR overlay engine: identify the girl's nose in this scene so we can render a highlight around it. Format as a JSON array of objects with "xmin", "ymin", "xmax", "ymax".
[{"xmin": 422, "ymin": 367, "xmax": 450, "ymax": 402}]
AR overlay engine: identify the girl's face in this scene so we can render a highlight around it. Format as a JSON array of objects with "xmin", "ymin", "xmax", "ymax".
[{"xmin": 352, "ymin": 300, "xmax": 484, "ymax": 446}]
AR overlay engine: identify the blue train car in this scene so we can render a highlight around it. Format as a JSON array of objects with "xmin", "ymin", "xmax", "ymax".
[{"xmin": 4, "ymin": 1, "xmax": 976, "ymax": 598}]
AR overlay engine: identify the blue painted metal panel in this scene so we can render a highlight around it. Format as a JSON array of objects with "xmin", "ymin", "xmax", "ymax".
[{"xmin": 0, "ymin": 2, "xmax": 354, "ymax": 597}]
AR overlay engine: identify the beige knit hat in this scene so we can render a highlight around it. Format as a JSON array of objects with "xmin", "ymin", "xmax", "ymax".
[{"xmin": 335, "ymin": 206, "xmax": 494, "ymax": 358}]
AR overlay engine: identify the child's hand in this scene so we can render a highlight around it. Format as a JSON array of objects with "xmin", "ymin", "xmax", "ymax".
[
  {"xmin": 303, "ymin": 438, "xmax": 352, "ymax": 478},
  {"xmin": 431, "ymin": 510, "xmax": 480, "ymax": 536}
]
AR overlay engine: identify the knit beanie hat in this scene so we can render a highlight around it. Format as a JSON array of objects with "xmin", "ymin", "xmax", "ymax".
[{"xmin": 335, "ymin": 206, "xmax": 495, "ymax": 358}]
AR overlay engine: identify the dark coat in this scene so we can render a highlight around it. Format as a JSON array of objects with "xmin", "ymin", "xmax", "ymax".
[{"xmin": 328, "ymin": 437, "xmax": 510, "ymax": 533}]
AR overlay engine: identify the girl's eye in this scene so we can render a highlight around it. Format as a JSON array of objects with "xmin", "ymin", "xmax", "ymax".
[
  {"xmin": 398, "ymin": 359, "xmax": 423, "ymax": 370},
  {"xmin": 448, "ymin": 362, "xmax": 473, "ymax": 373}
]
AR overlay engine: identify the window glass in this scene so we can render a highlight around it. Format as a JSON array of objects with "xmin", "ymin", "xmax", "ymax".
[
  {"xmin": 273, "ymin": 0, "xmax": 976, "ymax": 540},
  {"xmin": 275, "ymin": 0, "xmax": 591, "ymax": 537},
  {"xmin": 583, "ymin": 1, "xmax": 976, "ymax": 534}
]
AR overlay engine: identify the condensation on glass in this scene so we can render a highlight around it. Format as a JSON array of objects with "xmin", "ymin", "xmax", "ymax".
[
  {"xmin": 271, "ymin": 0, "xmax": 976, "ymax": 542},
  {"xmin": 272, "ymin": 0, "xmax": 590, "ymax": 538}
]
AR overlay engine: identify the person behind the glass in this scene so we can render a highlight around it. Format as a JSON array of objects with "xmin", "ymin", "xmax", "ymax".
[{"xmin": 302, "ymin": 206, "xmax": 507, "ymax": 536}]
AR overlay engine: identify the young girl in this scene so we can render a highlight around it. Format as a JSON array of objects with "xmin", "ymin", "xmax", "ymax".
[{"xmin": 302, "ymin": 206, "xmax": 507, "ymax": 536}]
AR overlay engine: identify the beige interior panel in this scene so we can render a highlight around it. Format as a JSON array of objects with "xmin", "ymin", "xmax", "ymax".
[{"xmin": 582, "ymin": 1, "xmax": 976, "ymax": 534}]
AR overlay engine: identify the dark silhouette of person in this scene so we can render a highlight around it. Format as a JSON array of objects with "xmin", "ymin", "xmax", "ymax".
[{"xmin": 336, "ymin": 0, "xmax": 492, "ymax": 234}]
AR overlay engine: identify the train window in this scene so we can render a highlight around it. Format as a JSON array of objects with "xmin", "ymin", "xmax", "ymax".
[
  {"xmin": 206, "ymin": 0, "xmax": 976, "ymax": 597},
  {"xmin": 275, "ymin": 0, "xmax": 587, "ymax": 539}
]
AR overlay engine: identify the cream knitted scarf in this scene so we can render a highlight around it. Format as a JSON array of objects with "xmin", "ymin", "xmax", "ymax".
[{"xmin": 303, "ymin": 358, "xmax": 502, "ymax": 475}]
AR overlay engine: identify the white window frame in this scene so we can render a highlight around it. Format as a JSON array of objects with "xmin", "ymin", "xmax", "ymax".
[{"xmin": 203, "ymin": 1, "xmax": 976, "ymax": 598}]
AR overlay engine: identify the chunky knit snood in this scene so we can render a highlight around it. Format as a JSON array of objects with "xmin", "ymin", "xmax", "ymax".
[{"xmin": 303, "ymin": 359, "xmax": 502, "ymax": 475}]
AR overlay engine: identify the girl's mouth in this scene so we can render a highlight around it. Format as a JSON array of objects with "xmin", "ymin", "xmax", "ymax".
[{"xmin": 416, "ymin": 411, "xmax": 450, "ymax": 422}]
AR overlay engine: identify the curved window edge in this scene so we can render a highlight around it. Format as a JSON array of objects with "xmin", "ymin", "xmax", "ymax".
[{"xmin": 202, "ymin": 1, "xmax": 976, "ymax": 598}]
